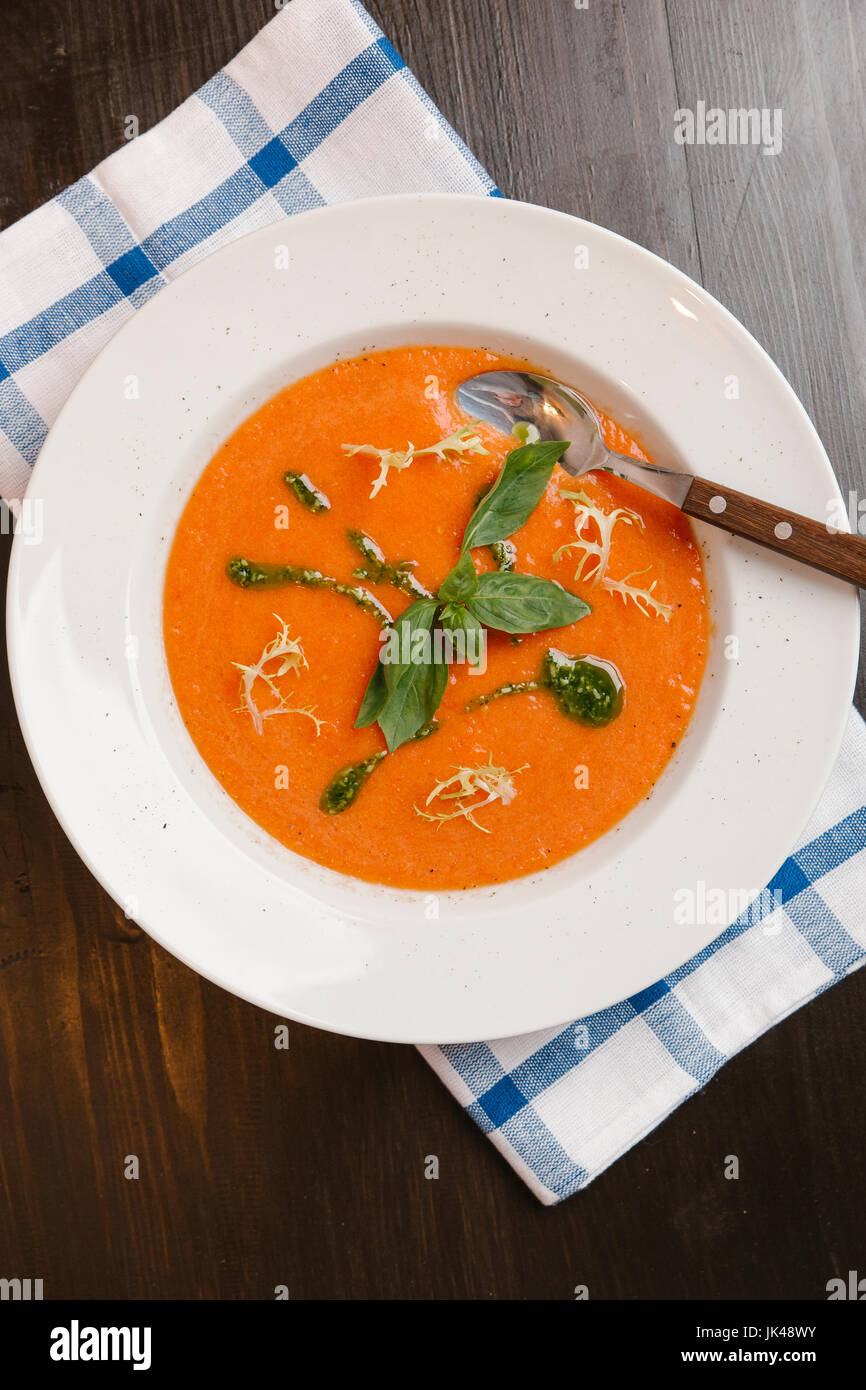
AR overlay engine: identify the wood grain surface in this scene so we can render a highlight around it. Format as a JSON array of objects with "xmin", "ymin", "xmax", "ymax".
[{"xmin": 1, "ymin": 0, "xmax": 865, "ymax": 1300}]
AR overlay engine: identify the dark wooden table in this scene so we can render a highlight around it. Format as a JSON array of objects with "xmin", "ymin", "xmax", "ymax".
[{"xmin": 2, "ymin": 0, "xmax": 865, "ymax": 1300}]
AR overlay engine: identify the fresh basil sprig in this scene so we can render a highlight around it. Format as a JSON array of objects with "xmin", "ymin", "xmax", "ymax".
[
  {"xmin": 439, "ymin": 602, "xmax": 485, "ymax": 666},
  {"xmin": 467, "ymin": 570, "xmax": 589, "ymax": 634},
  {"xmin": 460, "ymin": 440, "xmax": 569, "ymax": 552},
  {"xmin": 356, "ymin": 438, "xmax": 590, "ymax": 751},
  {"xmin": 355, "ymin": 599, "xmax": 441, "ymax": 750},
  {"xmin": 437, "ymin": 549, "xmax": 478, "ymax": 602}
]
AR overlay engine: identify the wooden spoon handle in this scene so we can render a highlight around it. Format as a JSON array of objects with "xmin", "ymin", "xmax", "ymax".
[{"xmin": 682, "ymin": 477, "xmax": 866, "ymax": 587}]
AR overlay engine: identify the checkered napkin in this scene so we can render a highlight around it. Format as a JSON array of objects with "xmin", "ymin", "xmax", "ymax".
[
  {"xmin": 2, "ymin": 0, "xmax": 864, "ymax": 1208},
  {"xmin": 422, "ymin": 707, "xmax": 866, "ymax": 1202},
  {"xmin": 0, "ymin": 0, "xmax": 495, "ymax": 501}
]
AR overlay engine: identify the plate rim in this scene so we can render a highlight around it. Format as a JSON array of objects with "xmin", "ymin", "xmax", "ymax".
[{"xmin": 6, "ymin": 192, "xmax": 860, "ymax": 1042}]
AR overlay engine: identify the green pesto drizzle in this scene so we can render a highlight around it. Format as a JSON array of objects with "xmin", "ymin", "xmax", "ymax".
[
  {"xmin": 320, "ymin": 720, "xmax": 439, "ymax": 815},
  {"xmin": 467, "ymin": 649, "xmax": 624, "ymax": 728},
  {"xmin": 490, "ymin": 538, "xmax": 517, "ymax": 571},
  {"xmin": 346, "ymin": 529, "xmax": 433, "ymax": 600},
  {"xmin": 467, "ymin": 680, "xmax": 540, "ymax": 709},
  {"xmin": 320, "ymin": 751, "xmax": 386, "ymax": 814},
  {"xmin": 283, "ymin": 471, "xmax": 331, "ymax": 512},
  {"xmin": 226, "ymin": 558, "xmax": 392, "ymax": 625},
  {"xmin": 543, "ymin": 649, "xmax": 624, "ymax": 726}
]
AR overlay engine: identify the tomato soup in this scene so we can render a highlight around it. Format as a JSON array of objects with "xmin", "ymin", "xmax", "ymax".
[{"xmin": 163, "ymin": 346, "xmax": 707, "ymax": 889}]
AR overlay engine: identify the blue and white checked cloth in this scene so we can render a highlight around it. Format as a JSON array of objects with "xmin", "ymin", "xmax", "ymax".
[
  {"xmin": 422, "ymin": 708, "xmax": 866, "ymax": 1201},
  {"xmin": 0, "ymin": 0, "xmax": 495, "ymax": 501},
  {"xmin": 2, "ymin": 0, "xmax": 865, "ymax": 1207}
]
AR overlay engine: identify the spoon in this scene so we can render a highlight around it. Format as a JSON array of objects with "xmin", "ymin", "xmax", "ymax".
[{"xmin": 456, "ymin": 370, "xmax": 866, "ymax": 587}]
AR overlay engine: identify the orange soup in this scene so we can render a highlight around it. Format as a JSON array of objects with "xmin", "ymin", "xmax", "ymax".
[{"xmin": 164, "ymin": 346, "xmax": 707, "ymax": 889}]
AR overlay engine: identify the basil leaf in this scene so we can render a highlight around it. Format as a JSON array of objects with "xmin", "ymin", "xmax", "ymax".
[
  {"xmin": 378, "ymin": 648, "xmax": 453, "ymax": 751},
  {"xmin": 375, "ymin": 599, "xmax": 441, "ymax": 751},
  {"xmin": 354, "ymin": 657, "xmax": 389, "ymax": 728},
  {"xmin": 382, "ymin": 599, "xmax": 438, "ymax": 691},
  {"xmin": 438, "ymin": 550, "xmax": 478, "ymax": 602},
  {"xmin": 466, "ymin": 570, "xmax": 590, "ymax": 634},
  {"xmin": 424, "ymin": 637, "xmax": 451, "ymax": 717},
  {"xmin": 377, "ymin": 664, "xmax": 432, "ymax": 752},
  {"xmin": 440, "ymin": 603, "xmax": 485, "ymax": 666},
  {"xmin": 461, "ymin": 440, "xmax": 568, "ymax": 551}
]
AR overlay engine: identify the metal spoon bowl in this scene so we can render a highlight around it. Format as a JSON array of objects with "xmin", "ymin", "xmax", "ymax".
[
  {"xmin": 457, "ymin": 370, "xmax": 692, "ymax": 506},
  {"xmin": 456, "ymin": 370, "xmax": 866, "ymax": 588}
]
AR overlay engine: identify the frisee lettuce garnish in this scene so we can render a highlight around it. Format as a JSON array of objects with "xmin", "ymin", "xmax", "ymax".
[
  {"xmin": 414, "ymin": 758, "xmax": 528, "ymax": 833},
  {"xmin": 233, "ymin": 616, "xmax": 328, "ymax": 736},
  {"xmin": 554, "ymin": 487, "xmax": 642, "ymax": 583},
  {"xmin": 343, "ymin": 422, "xmax": 488, "ymax": 499},
  {"xmin": 604, "ymin": 569, "xmax": 673, "ymax": 621},
  {"xmin": 554, "ymin": 488, "xmax": 672, "ymax": 619}
]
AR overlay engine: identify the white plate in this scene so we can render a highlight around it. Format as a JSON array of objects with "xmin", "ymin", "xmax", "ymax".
[{"xmin": 6, "ymin": 195, "xmax": 859, "ymax": 1043}]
